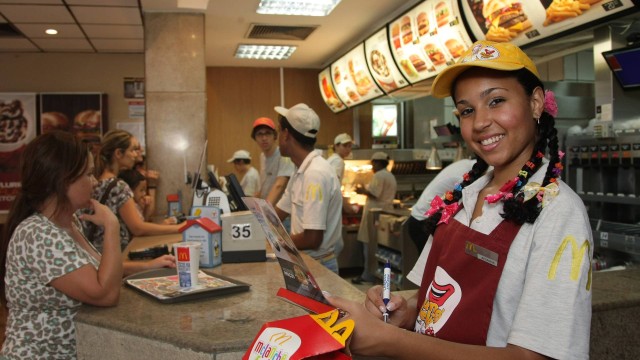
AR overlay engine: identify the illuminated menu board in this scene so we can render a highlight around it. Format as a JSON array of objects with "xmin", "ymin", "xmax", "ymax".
[
  {"xmin": 363, "ymin": 27, "xmax": 410, "ymax": 94},
  {"xmin": 388, "ymin": 0, "xmax": 473, "ymax": 84},
  {"xmin": 331, "ymin": 43, "xmax": 384, "ymax": 107},
  {"xmin": 318, "ymin": 67, "xmax": 347, "ymax": 113},
  {"xmin": 460, "ymin": 0, "xmax": 636, "ymax": 47}
]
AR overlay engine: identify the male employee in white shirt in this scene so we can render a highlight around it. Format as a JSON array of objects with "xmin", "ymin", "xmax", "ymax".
[
  {"xmin": 327, "ymin": 133, "xmax": 353, "ymax": 183},
  {"xmin": 251, "ymin": 117, "xmax": 295, "ymax": 206},
  {"xmin": 274, "ymin": 103, "xmax": 343, "ymax": 274},
  {"xmin": 227, "ymin": 149, "xmax": 260, "ymax": 197}
]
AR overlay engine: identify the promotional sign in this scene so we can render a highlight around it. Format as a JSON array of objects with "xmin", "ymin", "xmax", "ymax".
[
  {"xmin": 460, "ymin": 0, "xmax": 636, "ymax": 47},
  {"xmin": 318, "ymin": 67, "xmax": 347, "ymax": 113},
  {"xmin": 330, "ymin": 43, "xmax": 384, "ymax": 107},
  {"xmin": 40, "ymin": 93, "xmax": 106, "ymax": 157},
  {"xmin": 364, "ymin": 27, "xmax": 410, "ymax": 94},
  {"xmin": 0, "ymin": 93, "xmax": 37, "ymax": 213},
  {"xmin": 388, "ymin": 0, "xmax": 473, "ymax": 84}
]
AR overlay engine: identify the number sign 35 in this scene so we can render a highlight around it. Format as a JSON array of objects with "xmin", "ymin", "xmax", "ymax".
[{"xmin": 231, "ymin": 224, "xmax": 252, "ymax": 240}]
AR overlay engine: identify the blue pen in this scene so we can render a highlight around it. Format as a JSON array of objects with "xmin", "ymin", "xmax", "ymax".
[{"xmin": 382, "ymin": 260, "xmax": 391, "ymax": 323}]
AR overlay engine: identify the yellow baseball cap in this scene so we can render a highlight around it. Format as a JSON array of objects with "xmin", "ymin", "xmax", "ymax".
[{"xmin": 431, "ymin": 40, "xmax": 540, "ymax": 98}]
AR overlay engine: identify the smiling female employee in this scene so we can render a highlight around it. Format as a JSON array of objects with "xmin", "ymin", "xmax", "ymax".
[{"xmin": 327, "ymin": 41, "xmax": 593, "ymax": 360}]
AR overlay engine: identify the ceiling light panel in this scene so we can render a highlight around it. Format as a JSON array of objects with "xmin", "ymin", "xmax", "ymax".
[
  {"xmin": 82, "ymin": 24, "xmax": 143, "ymax": 39},
  {"xmin": 70, "ymin": 6, "xmax": 142, "ymax": 25},
  {"xmin": 0, "ymin": 4, "xmax": 74, "ymax": 23},
  {"xmin": 256, "ymin": 0, "xmax": 341, "ymax": 16},
  {"xmin": 0, "ymin": 38, "xmax": 39, "ymax": 52},
  {"xmin": 235, "ymin": 44, "xmax": 296, "ymax": 60}
]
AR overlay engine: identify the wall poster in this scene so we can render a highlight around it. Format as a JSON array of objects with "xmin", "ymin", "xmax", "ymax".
[
  {"xmin": 39, "ymin": 93, "xmax": 107, "ymax": 156},
  {"xmin": 0, "ymin": 93, "xmax": 38, "ymax": 213}
]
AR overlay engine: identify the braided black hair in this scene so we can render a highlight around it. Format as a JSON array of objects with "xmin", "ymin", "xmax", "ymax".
[{"xmin": 421, "ymin": 68, "xmax": 562, "ymax": 238}]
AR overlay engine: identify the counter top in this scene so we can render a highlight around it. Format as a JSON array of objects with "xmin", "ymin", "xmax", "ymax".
[
  {"xmin": 75, "ymin": 234, "xmax": 366, "ymax": 358},
  {"xmin": 75, "ymin": 234, "xmax": 640, "ymax": 359}
]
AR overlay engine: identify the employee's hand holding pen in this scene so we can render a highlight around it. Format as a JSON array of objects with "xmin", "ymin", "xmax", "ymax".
[{"xmin": 324, "ymin": 289, "xmax": 417, "ymax": 355}]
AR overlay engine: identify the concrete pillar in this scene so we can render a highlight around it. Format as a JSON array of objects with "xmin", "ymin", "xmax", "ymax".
[{"xmin": 144, "ymin": 12, "xmax": 206, "ymax": 216}]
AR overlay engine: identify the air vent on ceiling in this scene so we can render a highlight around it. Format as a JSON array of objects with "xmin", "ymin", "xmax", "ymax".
[
  {"xmin": 0, "ymin": 23, "xmax": 24, "ymax": 38},
  {"xmin": 247, "ymin": 24, "xmax": 317, "ymax": 41}
]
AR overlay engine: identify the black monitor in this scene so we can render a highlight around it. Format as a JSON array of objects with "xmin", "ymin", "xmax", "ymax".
[
  {"xmin": 602, "ymin": 44, "xmax": 640, "ymax": 90},
  {"xmin": 225, "ymin": 173, "xmax": 249, "ymax": 212},
  {"xmin": 207, "ymin": 170, "xmax": 223, "ymax": 190}
]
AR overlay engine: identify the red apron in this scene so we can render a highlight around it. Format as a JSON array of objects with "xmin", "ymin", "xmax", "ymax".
[{"xmin": 414, "ymin": 217, "xmax": 521, "ymax": 345}]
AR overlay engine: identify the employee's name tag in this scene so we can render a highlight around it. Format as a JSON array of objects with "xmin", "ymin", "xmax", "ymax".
[{"xmin": 464, "ymin": 241, "xmax": 498, "ymax": 267}]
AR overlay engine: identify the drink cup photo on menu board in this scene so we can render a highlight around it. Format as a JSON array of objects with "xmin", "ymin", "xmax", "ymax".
[
  {"xmin": 460, "ymin": 0, "xmax": 636, "ymax": 47},
  {"xmin": 364, "ymin": 27, "xmax": 410, "ymax": 94},
  {"xmin": 331, "ymin": 43, "xmax": 384, "ymax": 108}
]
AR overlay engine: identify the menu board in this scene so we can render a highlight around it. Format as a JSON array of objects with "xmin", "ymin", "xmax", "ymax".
[
  {"xmin": 460, "ymin": 0, "xmax": 636, "ymax": 47},
  {"xmin": 388, "ymin": 0, "xmax": 474, "ymax": 84},
  {"xmin": 318, "ymin": 67, "xmax": 347, "ymax": 113},
  {"xmin": 363, "ymin": 28, "xmax": 410, "ymax": 94},
  {"xmin": 330, "ymin": 44, "xmax": 384, "ymax": 107}
]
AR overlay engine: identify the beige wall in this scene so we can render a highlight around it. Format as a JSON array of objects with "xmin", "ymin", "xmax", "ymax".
[
  {"xmin": 206, "ymin": 67, "xmax": 359, "ymax": 176},
  {"xmin": 0, "ymin": 53, "xmax": 145, "ymax": 130}
]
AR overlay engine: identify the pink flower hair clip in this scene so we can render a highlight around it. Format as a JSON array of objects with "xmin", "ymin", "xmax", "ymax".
[{"xmin": 544, "ymin": 90, "xmax": 558, "ymax": 117}]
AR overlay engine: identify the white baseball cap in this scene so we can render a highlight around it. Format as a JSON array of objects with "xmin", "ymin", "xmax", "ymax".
[
  {"xmin": 371, "ymin": 151, "xmax": 389, "ymax": 160},
  {"xmin": 334, "ymin": 133, "xmax": 353, "ymax": 145},
  {"xmin": 274, "ymin": 103, "xmax": 320, "ymax": 139},
  {"xmin": 227, "ymin": 149, "xmax": 251, "ymax": 163}
]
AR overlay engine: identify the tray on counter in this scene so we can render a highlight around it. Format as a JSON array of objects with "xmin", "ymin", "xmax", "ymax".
[{"xmin": 124, "ymin": 268, "xmax": 250, "ymax": 304}]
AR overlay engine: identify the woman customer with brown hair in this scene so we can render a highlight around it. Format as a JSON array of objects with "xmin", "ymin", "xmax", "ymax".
[
  {"xmin": 0, "ymin": 131, "xmax": 122, "ymax": 359},
  {"xmin": 90, "ymin": 129, "xmax": 181, "ymax": 274}
]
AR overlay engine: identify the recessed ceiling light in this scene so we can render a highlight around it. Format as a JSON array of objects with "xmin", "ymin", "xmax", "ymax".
[
  {"xmin": 45, "ymin": 28, "xmax": 58, "ymax": 35},
  {"xmin": 235, "ymin": 44, "xmax": 297, "ymax": 60},
  {"xmin": 256, "ymin": 0, "xmax": 342, "ymax": 16}
]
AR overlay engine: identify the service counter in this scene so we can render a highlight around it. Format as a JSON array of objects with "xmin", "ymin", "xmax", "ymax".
[
  {"xmin": 74, "ymin": 234, "xmax": 366, "ymax": 360},
  {"xmin": 74, "ymin": 234, "xmax": 640, "ymax": 360}
]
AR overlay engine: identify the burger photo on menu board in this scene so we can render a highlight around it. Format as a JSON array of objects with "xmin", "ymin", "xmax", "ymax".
[
  {"xmin": 445, "ymin": 38, "xmax": 465, "ymax": 59},
  {"xmin": 417, "ymin": 11, "xmax": 429, "ymax": 36},
  {"xmin": 409, "ymin": 54, "xmax": 427, "ymax": 73},
  {"xmin": 435, "ymin": 1, "xmax": 450, "ymax": 27},
  {"xmin": 483, "ymin": 0, "xmax": 532, "ymax": 41},
  {"xmin": 424, "ymin": 43, "xmax": 446, "ymax": 66},
  {"xmin": 401, "ymin": 16, "xmax": 413, "ymax": 45}
]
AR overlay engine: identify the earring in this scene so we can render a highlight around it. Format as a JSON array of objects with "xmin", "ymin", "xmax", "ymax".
[{"xmin": 534, "ymin": 116, "xmax": 540, "ymax": 125}]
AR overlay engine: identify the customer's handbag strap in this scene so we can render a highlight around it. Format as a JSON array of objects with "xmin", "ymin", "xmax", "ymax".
[{"xmin": 85, "ymin": 178, "xmax": 119, "ymax": 242}]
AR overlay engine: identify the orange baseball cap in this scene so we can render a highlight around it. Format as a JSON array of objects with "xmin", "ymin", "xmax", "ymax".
[
  {"xmin": 251, "ymin": 117, "xmax": 276, "ymax": 139},
  {"xmin": 431, "ymin": 40, "xmax": 540, "ymax": 99},
  {"xmin": 252, "ymin": 117, "xmax": 275, "ymax": 130}
]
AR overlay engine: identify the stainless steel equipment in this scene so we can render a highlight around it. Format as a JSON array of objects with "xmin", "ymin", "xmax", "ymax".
[{"xmin": 565, "ymin": 129, "xmax": 640, "ymax": 266}]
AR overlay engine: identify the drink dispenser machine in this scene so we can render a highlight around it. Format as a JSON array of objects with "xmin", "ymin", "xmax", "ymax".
[{"xmin": 565, "ymin": 129, "xmax": 640, "ymax": 267}]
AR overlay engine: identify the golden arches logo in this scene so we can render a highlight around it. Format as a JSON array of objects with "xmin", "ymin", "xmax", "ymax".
[
  {"xmin": 305, "ymin": 183, "xmax": 323, "ymax": 201},
  {"xmin": 177, "ymin": 248, "xmax": 190, "ymax": 261},
  {"xmin": 548, "ymin": 235, "xmax": 592, "ymax": 290},
  {"xmin": 311, "ymin": 310, "xmax": 354, "ymax": 346},
  {"xmin": 465, "ymin": 242, "xmax": 476, "ymax": 253},
  {"xmin": 268, "ymin": 331, "xmax": 292, "ymax": 346}
]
